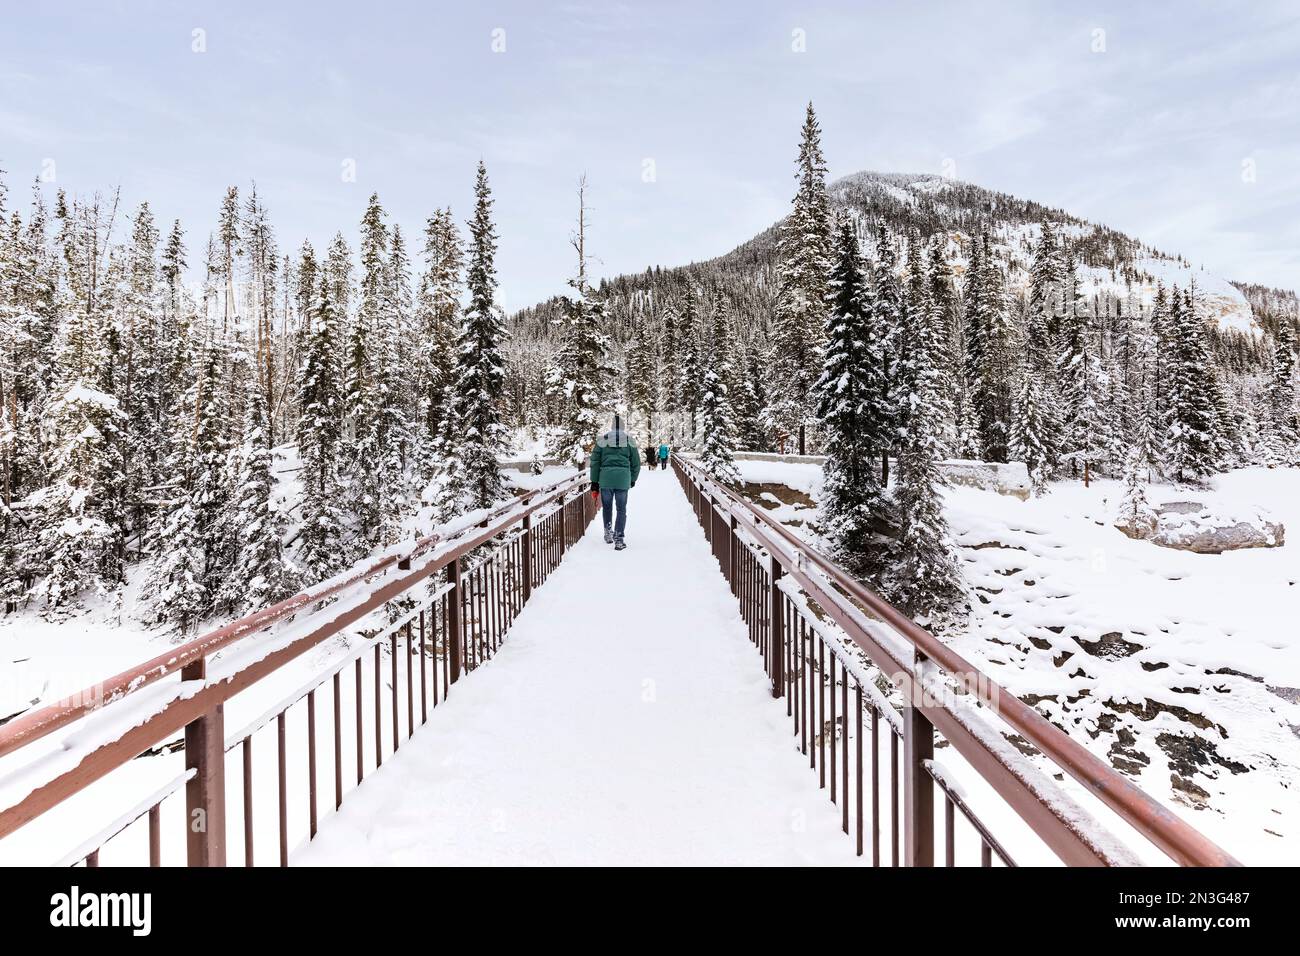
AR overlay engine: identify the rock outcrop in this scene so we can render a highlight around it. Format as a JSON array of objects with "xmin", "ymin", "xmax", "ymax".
[{"xmin": 1118, "ymin": 499, "xmax": 1285, "ymax": 553}]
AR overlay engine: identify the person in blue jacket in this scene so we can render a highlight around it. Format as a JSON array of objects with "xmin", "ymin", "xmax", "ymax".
[
  {"xmin": 589, "ymin": 415, "xmax": 640, "ymax": 550},
  {"xmin": 657, "ymin": 442, "xmax": 670, "ymax": 470}
]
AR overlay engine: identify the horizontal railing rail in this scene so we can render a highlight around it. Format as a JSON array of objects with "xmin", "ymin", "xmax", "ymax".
[
  {"xmin": 672, "ymin": 453, "xmax": 1239, "ymax": 867},
  {"xmin": 0, "ymin": 472, "xmax": 596, "ymax": 866}
]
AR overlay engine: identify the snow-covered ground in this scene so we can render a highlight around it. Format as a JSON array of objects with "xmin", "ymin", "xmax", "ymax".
[
  {"xmin": 295, "ymin": 469, "xmax": 858, "ymax": 866},
  {"xmin": 502, "ymin": 426, "xmax": 561, "ymax": 462},
  {"xmin": 735, "ymin": 459, "xmax": 1300, "ymax": 865}
]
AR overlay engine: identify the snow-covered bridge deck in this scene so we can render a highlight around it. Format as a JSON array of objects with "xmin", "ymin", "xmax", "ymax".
[{"xmin": 293, "ymin": 473, "xmax": 857, "ymax": 865}]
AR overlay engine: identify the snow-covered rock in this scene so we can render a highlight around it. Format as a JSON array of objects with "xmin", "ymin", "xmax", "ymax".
[
  {"xmin": 733, "ymin": 453, "xmax": 1032, "ymax": 500},
  {"xmin": 1118, "ymin": 499, "xmax": 1286, "ymax": 553},
  {"xmin": 942, "ymin": 459, "xmax": 1032, "ymax": 501}
]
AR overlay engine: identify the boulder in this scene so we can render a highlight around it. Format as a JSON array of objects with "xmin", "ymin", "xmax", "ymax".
[{"xmin": 1119, "ymin": 499, "xmax": 1285, "ymax": 554}]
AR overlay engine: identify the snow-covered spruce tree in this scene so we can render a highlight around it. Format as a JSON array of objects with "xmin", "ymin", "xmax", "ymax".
[
  {"xmin": 872, "ymin": 224, "xmax": 905, "ymax": 486},
  {"xmin": 967, "ymin": 234, "xmax": 1017, "ymax": 462},
  {"xmin": 708, "ymin": 287, "xmax": 741, "ymax": 402},
  {"xmin": 925, "ymin": 235, "xmax": 962, "ymax": 433},
  {"xmin": 1207, "ymin": 370, "xmax": 1239, "ymax": 469},
  {"xmin": 4, "ymin": 183, "xmax": 58, "ymax": 500},
  {"xmin": 657, "ymin": 304, "xmax": 680, "ymax": 413},
  {"xmin": 142, "ymin": 478, "xmax": 207, "ymax": 632},
  {"xmin": 771, "ymin": 103, "xmax": 832, "ymax": 451},
  {"xmin": 1164, "ymin": 286, "xmax": 1218, "ymax": 483},
  {"xmin": 1055, "ymin": 249, "xmax": 1092, "ymax": 479},
  {"xmin": 324, "ymin": 231, "xmax": 354, "ymax": 317},
  {"xmin": 961, "ymin": 234, "xmax": 988, "ymax": 412},
  {"xmin": 732, "ymin": 338, "xmax": 768, "ymax": 452},
  {"xmin": 217, "ymin": 186, "xmax": 241, "ymax": 334},
  {"xmin": 242, "ymin": 183, "xmax": 280, "ymax": 440},
  {"xmin": 890, "ymin": 267, "xmax": 965, "ymax": 622},
  {"xmin": 38, "ymin": 382, "xmax": 128, "ymax": 613},
  {"xmin": 1, "ymin": 179, "xmax": 59, "ymax": 610},
  {"xmin": 695, "ymin": 341, "xmax": 741, "ymax": 485},
  {"xmin": 1265, "ymin": 317, "xmax": 1297, "ymax": 455},
  {"xmin": 196, "ymin": 334, "xmax": 243, "ymax": 603},
  {"xmin": 1099, "ymin": 335, "xmax": 1129, "ymax": 470},
  {"xmin": 954, "ymin": 386, "xmax": 982, "ymax": 460},
  {"xmin": 386, "ymin": 223, "xmax": 417, "ymax": 462},
  {"xmin": 415, "ymin": 207, "xmax": 463, "ymax": 474},
  {"xmin": 547, "ymin": 179, "xmax": 613, "ymax": 468},
  {"xmin": 140, "ymin": 272, "xmax": 205, "ymax": 630},
  {"xmin": 296, "ymin": 273, "xmax": 347, "ymax": 582},
  {"xmin": 897, "ymin": 236, "xmax": 930, "ymax": 445},
  {"xmin": 119, "ymin": 202, "xmax": 165, "ymax": 539},
  {"xmin": 37, "ymin": 195, "xmax": 130, "ymax": 613},
  {"xmin": 1116, "ymin": 413, "xmax": 1157, "ymax": 539},
  {"xmin": 1111, "ymin": 293, "xmax": 1139, "ymax": 408},
  {"xmin": 1060, "ymin": 310, "xmax": 1120, "ymax": 485},
  {"xmin": 442, "ymin": 161, "xmax": 509, "ymax": 511},
  {"xmin": 343, "ymin": 193, "xmax": 389, "ymax": 549},
  {"xmin": 625, "ymin": 325, "xmax": 656, "ymax": 435},
  {"xmin": 217, "ymin": 384, "xmax": 297, "ymax": 616},
  {"xmin": 158, "ymin": 219, "xmax": 191, "ymax": 459},
  {"xmin": 341, "ymin": 195, "xmax": 413, "ymax": 552},
  {"xmin": 294, "ymin": 239, "xmax": 318, "ymax": 336},
  {"xmin": 1009, "ymin": 372, "xmax": 1055, "ymax": 495},
  {"xmin": 675, "ymin": 287, "xmax": 703, "ymax": 438},
  {"xmin": 1149, "ymin": 284, "xmax": 1173, "ymax": 428},
  {"xmin": 814, "ymin": 216, "xmax": 883, "ymax": 571},
  {"xmin": 920, "ymin": 239, "xmax": 958, "ymax": 455},
  {"xmin": 1026, "ymin": 222, "xmax": 1062, "ymax": 374}
]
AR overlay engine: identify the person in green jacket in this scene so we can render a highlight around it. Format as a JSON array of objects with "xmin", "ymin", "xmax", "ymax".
[{"xmin": 589, "ymin": 414, "xmax": 640, "ymax": 550}]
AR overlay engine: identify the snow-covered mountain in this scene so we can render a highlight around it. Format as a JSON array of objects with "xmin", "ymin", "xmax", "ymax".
[
  {"xmin": 515, "ymin": 170, "xmax": 1280, "ymax": 344},
  {"xmin": 826, "ymin": 172, "xmax": 1258, "ymax": 335}
]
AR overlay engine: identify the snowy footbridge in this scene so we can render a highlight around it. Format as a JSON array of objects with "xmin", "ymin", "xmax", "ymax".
[{"xmin": 0, "ymin": 459, "xmax": 1239, "ymax": 867}]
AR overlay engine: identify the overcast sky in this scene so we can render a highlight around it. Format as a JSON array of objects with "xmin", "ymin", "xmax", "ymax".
[{"xmin": 2, "ymin": 0, "xmax": 1297, "ymax": 307}]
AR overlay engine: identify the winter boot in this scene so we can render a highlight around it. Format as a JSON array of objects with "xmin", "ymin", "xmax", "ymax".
[
  {"xmin": 614, "ymin": 536, "xmax": 627, "ymax": 551},
  {"xmin": 604, "ymin": 528, "xmax": 614, "ymax": 544}
]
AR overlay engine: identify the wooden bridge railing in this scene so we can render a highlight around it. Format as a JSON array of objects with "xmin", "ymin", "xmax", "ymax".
[
  {"xmin": 0, "ymin": 472, "xmax": 596, "ymax": 866},
  {"xmin": 672, "ymin": 453, "xmax": 1239, "ymax": 867}
]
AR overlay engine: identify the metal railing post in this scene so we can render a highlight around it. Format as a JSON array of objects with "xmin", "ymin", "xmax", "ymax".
[
  {"xmin": 903, "ymin": 651, "xmax": 936, "ymax": 866},
  {"xmin": 521, "ymin": 513, "xmax": 533, "ymax": 603},
  {"xmin": 558, "ymin": 494, "xmax": 567, "ymax": 554},
  {"xmin": 768, "ymin": 556, "xmax": 784, "ymax": 700},
  {"xmin": 447, "ymin": 558, "xmax": 463, "ymax": 684},
  {"xmin": 727, "ymin": 514, "xmax": 738, "ymax": 594},
  {"xmin": 183, "ymin": 657, "xmax": 226, "ymax": 866}
]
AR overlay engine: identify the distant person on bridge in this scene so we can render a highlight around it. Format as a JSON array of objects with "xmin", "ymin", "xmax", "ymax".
[
  {"xmin": 644, "ymin": 442, "xmax": 657, "ymax": 471},
  {"xmin": 589, "ymin": 414, "xmax": 640, "ymax": 551},
  {"xmin": 658, "ymin": 442, "xmax": 670, "ymax": 470}
]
